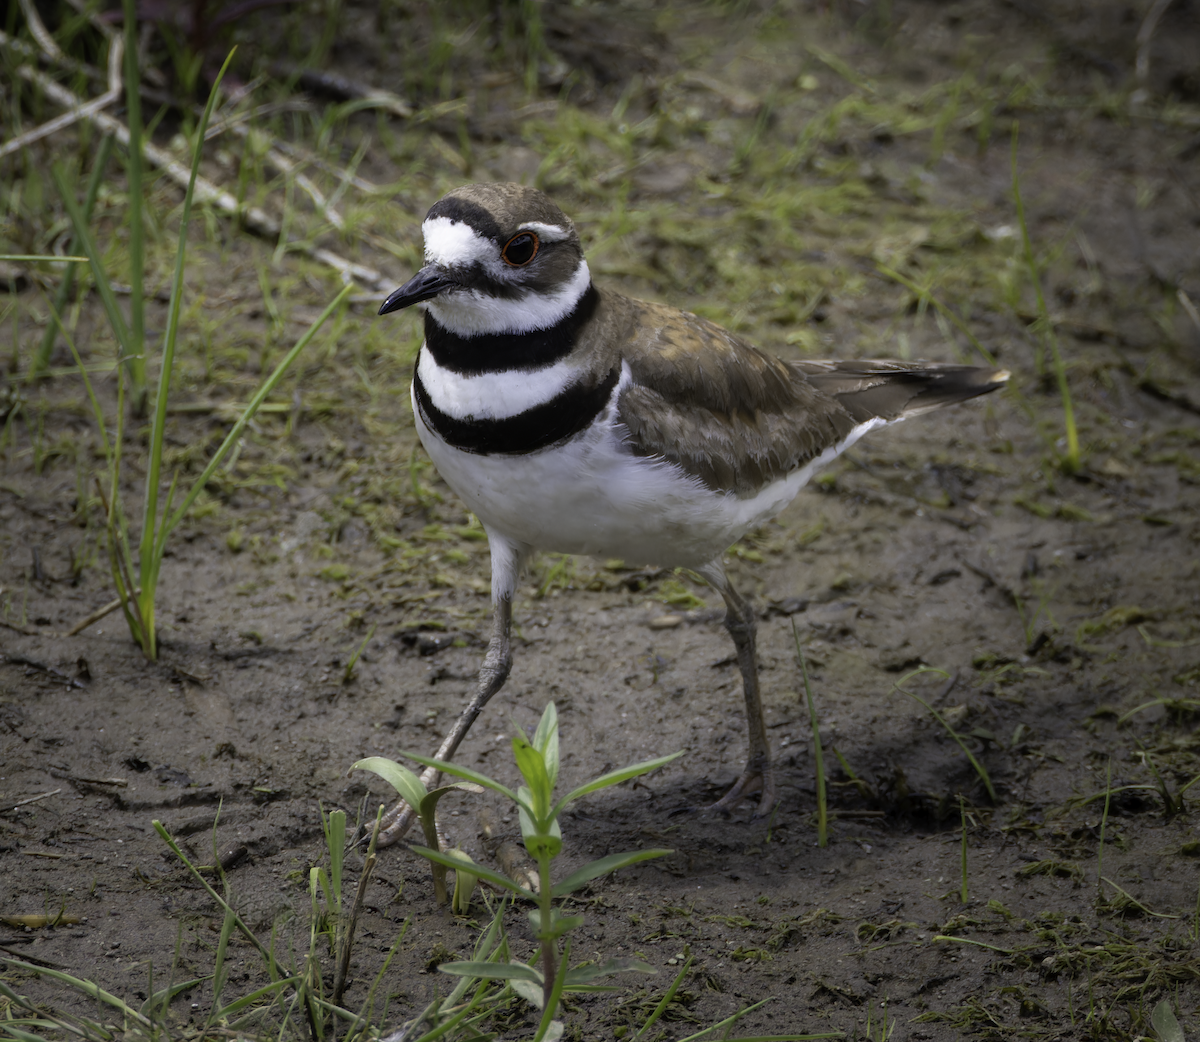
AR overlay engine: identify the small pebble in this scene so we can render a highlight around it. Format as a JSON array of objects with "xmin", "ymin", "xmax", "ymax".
[{"xmin": 648, "ymin": 614, "xmax": 682, "ymax": 629}]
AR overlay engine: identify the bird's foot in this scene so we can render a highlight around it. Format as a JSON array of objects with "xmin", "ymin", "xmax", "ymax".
[
  {"xmin": 705, "ymin": 764, "xmax": 777, "ymax": 819},
  {"xmin": 371, "ymin": 798, "xmax": 419, "ymax": 848}
]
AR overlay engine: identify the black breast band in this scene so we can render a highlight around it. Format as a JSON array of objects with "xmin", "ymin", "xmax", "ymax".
[
  {"xmin": 424, "ymin": 285, "xmax": 600, "ymax": 376},
  {"xmin": 413, "ymin": 365, "xmax": 620, "ymax": 456}
]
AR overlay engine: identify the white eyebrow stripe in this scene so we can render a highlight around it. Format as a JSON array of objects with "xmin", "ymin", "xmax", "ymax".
[{"xmin": 517, "ymin": 221, "xmax": 572, "ymax": 242}]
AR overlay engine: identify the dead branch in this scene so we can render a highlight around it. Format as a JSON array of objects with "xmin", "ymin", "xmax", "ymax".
[
  {"xmin": 15, "ymin": 62, "xmax": 390, "ymax": 291},
  {"xmin": 0, "ymin": 37, "xmax": 123, "ymax": 161}
]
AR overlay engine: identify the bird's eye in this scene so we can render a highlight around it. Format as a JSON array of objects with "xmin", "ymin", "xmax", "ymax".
[{"xmin": 501, "ymin": 232, "xmax": 539, "ymax": 266}]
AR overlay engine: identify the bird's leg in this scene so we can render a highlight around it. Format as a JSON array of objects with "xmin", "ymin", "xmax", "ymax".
[
  {"xmin": 697, "ymin": 561, "xmax": 775, "ymax": 817},
  {"xmin": 375, "ymin": 594, "xmax": 513, "ymax": 847}
]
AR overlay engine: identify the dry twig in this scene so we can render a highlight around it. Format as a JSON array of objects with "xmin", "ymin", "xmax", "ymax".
[
  {"xmin": 15, "ymin": 61, "xmax": 390, "ymax": 290},
  {"xmin": 1136, "ymin": 0, "xmax": 1175, "ymax": 91},
  {"xmin": 0, "ymin": 36, "xmax": 122, "ymax": 161}
]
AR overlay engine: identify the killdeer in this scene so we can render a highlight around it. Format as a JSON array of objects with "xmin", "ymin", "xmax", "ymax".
[{"xmin": 374, "ymin": 182, "xmax": 1007, "ymax": 845}]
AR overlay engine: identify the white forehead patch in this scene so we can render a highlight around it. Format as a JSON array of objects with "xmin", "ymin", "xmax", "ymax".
[{"xmin": 423, "ymin": 216, "xmax": 496, "ymax": 268}]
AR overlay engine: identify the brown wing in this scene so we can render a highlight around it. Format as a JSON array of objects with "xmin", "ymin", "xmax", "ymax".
[{"xmin": 613, "ymin": 296, "xmax": 1007, "ymax": 496}]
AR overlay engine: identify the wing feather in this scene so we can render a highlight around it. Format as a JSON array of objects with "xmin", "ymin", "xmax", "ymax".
[{"xmin": 612, "ymin": 297, "xmax": 1006, "ymax": 496}]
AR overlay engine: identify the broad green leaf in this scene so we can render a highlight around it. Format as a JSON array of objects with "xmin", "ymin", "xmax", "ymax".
[
  {"xmin": 410, "ymin": 845, "xmax": 537, "ymax": 901},
  {"xmin": 1152, "ymin": 999, "xmax": 1185, "ymax": 1042},
  {"xmin": 419, "ymin": 781, "xmax": 484, "ymax": 817},
  {"xmin": 351, "ymin": 757, "xmax": 426, "ymax": 811},
  {"xmin": 399, "ymin": 752, "xmax": 520, "ymax": 804},
  {"xmin": 553, "ymin": 752, "xmax": 683, "ymax": 816},
  {"xmin": 510, "ymin": 978, "xmax": 543, "ymax": 1009},
  {"xmin": 552, "ymin": 848, "xmax": 674, "ymax": 898},
  {"xmin": 512, "ymin": 737, "xmax": 552, "ymax": 814},
  {"xmin": 438, "ymin": 960, "xmax": 542, "ymax": 983},
  {"xmin": 528, "ymin": 908, "xmax": 584, "ymax": 939},
  {"xmin": 453, "ymin": 862, "xmax": 478, "ymax": 916},
  {"xmin": 532, "ymin": 702, "xmax": 560, "ymax": 788},
  {"xmin": 564, "ymin": 958, "xmax": 656, "ymax": 984},
  {"xmin": 518, "ymin": 793, "xmax": 561, "ymax": 854}
]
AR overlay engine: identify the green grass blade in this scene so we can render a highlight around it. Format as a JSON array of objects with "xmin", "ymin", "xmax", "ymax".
[
  {"xmin": 47, "ymin": 302, "xmax": 111, "ymax": 462},
  {"xmin": 214, "ymin": 976, "xmax": 301, "ymax": 1019},
  {"xmin": 140, "ymin": 47, "xmax": 236, "ymax": 638},
  {"xmin": 32, "ymin": 136, "xmax": 113, "ymax": 379},
  {"xmin": 152, "ymin": 821, "xmax": 286, "ymax": 977},
  {"xmin": 159, "ymin": 282, "xmax": 352, "ymax": 543},
  {"xmin": 893, "ymin": 668, "xmax": 997, "ymax": 803},
  {"xmin": 121, "ymin": 0, "xmax": 145, "ymax": 414},
  {"xmin": 1011, "ymin": 122, "xmax": 1078, "ymax": 472},
  {"xmin": 0, "ymin": 959, "xmax": 153, "ymax": 1029},
  {"xmin": 551, "ymin": 848, "xmax": 674, "ymax": 899},
  {"xmin": 875, "ymin": 263, "xmax": 997, "ymax": 366},
  {"xmin": 633, "ymin": 956, "xmax": 692, "ymax": 1042},
  {"xmin": 51, "ymin": 163, "xmax": 132, "ymax": 354},
  {"xmin": 139, "ymin": 977, "xmax": 207, "ymax": 1017}
]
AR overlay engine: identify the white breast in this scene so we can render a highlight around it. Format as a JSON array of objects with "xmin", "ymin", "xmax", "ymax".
[{"xmin": 412, "ymin": 361, "xmax": 887, "ymax": 569}]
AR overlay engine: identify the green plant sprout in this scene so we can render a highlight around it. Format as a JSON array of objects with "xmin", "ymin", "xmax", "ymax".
[
  {"xmin": 351, "ymin": 756, "xmax": 483, "ymax": 906},
  {"xmin": 1013, "ymin": 579, "xmax": 1056, "ymax": 647},
  {"xmin": 364, "ymin": 701, "xmax": 679, "ymax": 1041},
  {"xmin": 1012, "ymin": 122, "xmax": 1080, "ymax": 474},
  {"xmin": 51, "ymin": 45, "xmax": 352, "ymax": 659},
  {"xmin": 342, "ymin": 622, "xmax": 378, "ymax": 684}
]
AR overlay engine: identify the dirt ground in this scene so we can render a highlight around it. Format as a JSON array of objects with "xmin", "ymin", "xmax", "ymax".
[{"xmin": 3, "ymin": 1, "xmax": 1200, "ymax": 1039}]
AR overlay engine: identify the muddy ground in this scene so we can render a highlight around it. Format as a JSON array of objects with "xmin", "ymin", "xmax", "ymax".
[{"xmin": 3, "ymin": 1, "xmax": 1200, "ymax": 1039}]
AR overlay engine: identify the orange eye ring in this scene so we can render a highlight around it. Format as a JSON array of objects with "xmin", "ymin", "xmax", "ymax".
[{"xmin": 501, "ymin": 232, "xmax": 539, "ymax": 267}]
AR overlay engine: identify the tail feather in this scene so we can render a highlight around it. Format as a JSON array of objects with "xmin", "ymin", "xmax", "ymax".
[{"xmin": 792, "ymin": 359, "xmax": 1009, "ymax": 424}]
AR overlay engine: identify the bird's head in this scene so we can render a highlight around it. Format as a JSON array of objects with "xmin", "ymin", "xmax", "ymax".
[{"xmin": 379, "ymin": 183, "xmax": 590, "ymax": 336}]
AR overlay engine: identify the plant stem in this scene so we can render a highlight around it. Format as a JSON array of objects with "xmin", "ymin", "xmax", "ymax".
[{"xmin": 538, "ymin": 854, "xmax": 557, "ymax": 1014}]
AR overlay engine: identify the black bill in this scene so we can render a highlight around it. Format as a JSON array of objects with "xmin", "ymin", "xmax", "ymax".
[{"xmin": 379, "ymin": 265, "xmax": 460, "ymax": 315}]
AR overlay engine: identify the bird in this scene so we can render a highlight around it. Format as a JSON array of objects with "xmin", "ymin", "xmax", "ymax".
[{"xmin": 373, "ymin": 181, "xmax": 1007, "ymax": 846}]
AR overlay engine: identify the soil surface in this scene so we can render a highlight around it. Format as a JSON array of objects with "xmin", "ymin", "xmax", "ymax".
[{"xmin": 3, "ymin": 2, "xmax": 1200, "ymax": 1040}]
